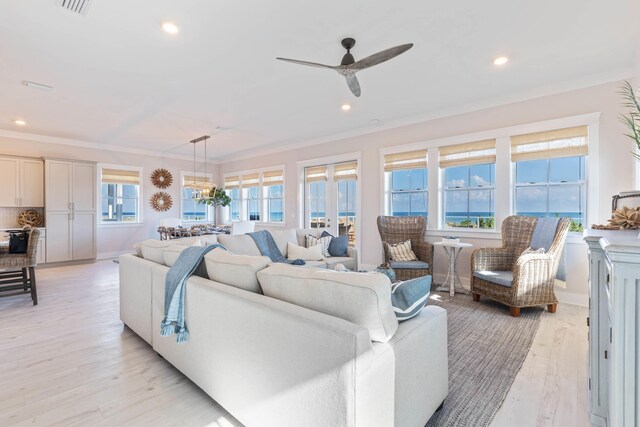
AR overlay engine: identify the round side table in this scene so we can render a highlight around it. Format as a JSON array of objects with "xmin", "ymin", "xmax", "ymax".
[{"xmin": 433, "ymin": 241, "xmax": 473, "ymax": 297}]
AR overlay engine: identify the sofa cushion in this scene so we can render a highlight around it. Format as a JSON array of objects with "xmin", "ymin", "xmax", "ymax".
[
  {"xmin": 140, "ymin": 239, "xmax": 173, "ymax": 264},
  {"xmin": 268, "ymin": 229, "xmax": 298, "ymax": 257},
  {"xmin": 473, "ymin": 270, "xmax": 513, "ymax": 288},
  {"xmin": 301, "ymin": 260, "xmax": 327, "ymax": 269},
  {"xmin": 204, "ymin": 248, "xmax": 271, "ymax": 293},
  {"xmin": 389, "ymin": 260, "xmax": 429, "ymax": 270},
  {"xmin": 321, "ymin": 231, "xmax": 349, "ymax": 257},
  {"xmin": 287, "ymin": 243, "xmax": 323, "ymax": 261},
  {"xmin": 305, "ymin": 234, "xmax": 331, "ymax": 257},
  {"xmin": 391, "ymin": 276, "xmax": 431, "ymax": 322},
  {"xmin": 325, "ymin": 256, "xmax": 357, "ymax": 271},
  {"xmin": 257, "ymin": 264, "xmax": 399, "ymax": 342},
  {"xmin": 216, "ymin": 234, "xmax": 262, "ymax": 256}
]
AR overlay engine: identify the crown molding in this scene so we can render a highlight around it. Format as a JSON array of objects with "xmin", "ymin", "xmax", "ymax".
[
  {"xmin": 0, "ymin": 129, "xmax": 204, "ymax": 163},
  {"xmin": 217, "ymin": 66, "xmax": 633, "ymax": 164}
]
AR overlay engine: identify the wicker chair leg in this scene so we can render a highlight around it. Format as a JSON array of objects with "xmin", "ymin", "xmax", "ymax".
[
  {"xmin": 547, "ymin": 303, "xmax": 557, "ymax": 313},
  {"xmin": 472, "ymin": 292, "xmax": 480, "ymax": 302},
  {"xmin": 29, "ymin": 267, "xmax": 38, "ymax": 306},
  {"xmin": 510, "ymin": 307, "xmax": 521, "ymax": 317}
]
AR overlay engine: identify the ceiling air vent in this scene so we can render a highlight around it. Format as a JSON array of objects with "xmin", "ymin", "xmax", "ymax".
[{"xmin": 57, "ymin": 0, "xmax": 93, "ymax": 16}]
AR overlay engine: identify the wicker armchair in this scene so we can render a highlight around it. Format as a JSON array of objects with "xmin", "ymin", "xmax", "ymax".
[
  {"xmin": 470, "ymin": 216, "xmax": 570, "ymax": 317},
  {"xmin": 377, "ymin": 216, "xmax": 433, "ymax": 280},
  {"xmin": 0, "ymin": 227, "xmax": 40, "ymax": 305}
]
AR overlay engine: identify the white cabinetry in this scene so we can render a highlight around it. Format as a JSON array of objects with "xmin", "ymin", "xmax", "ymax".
[
  {"xmin": 585, "ymin": 230, "xmax": 640, "ymax": 427},
  {"xmin": 0, "ymin": 157, "xmax": 43, "ymax": 207},
  {"xmin": 45, "ymin": 160, "xmax": 96, "ymax": 263}
]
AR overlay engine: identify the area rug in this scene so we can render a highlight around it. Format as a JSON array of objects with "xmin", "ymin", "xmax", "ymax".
[{"xmin": 425, "ymin": 292, "xmax": 543, "ymax": 427}]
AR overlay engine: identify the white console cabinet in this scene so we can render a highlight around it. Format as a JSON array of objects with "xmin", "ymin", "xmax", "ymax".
[{"xmin": 585, "ymin": 230, "xmax": 640, "ymax": 427}]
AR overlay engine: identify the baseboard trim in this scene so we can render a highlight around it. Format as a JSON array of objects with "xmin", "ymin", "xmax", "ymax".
[
  {"xmin": 97, "ymin": 250, "xmax": 135, "ymax": 260},
  {"xmin": 555, "ymin": 289, "xmax": 588, "ymax": 307}
]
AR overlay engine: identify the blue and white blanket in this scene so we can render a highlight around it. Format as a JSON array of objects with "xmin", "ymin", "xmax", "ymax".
[
  {"xmin": 160, "ymin": 244, "xmax": 225, "ymax": 343},
  {"xmin": 247, "ymin": 230, "xmax": 305, "ymax": 265}
]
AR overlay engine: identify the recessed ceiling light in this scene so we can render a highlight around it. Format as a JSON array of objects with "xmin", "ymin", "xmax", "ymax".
[
  {"xmin": 341, "ymin": 104, "xmax": 351, "ymax": 111},
  {"xmin": 493, "ymin": 56, "xmax": 509, "ymax": 66},
  {"xmin": 162, "ymin": 22, "xmax": 179, "ymax": 34},
  {"xmin": 14, "ymin": 120, "xmax": 26, "ymax": 126}
]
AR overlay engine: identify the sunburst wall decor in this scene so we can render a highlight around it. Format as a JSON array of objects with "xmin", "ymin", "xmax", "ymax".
[
  {"xmin": 151, "ymin": 168, "xmax": 173, "ymax": 189},
  {"xmin": 150, "ymin": 192, "xmax": 173, "ymax": 212}
]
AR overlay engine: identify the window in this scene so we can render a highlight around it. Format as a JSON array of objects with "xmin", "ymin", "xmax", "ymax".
[
  {"xmin": 384, "ymin": 150, "xmax": 428, "ymax": 217},
  {"xmin": 100, "ymin": 167, "xmax": 141, "ymax": 223},
  {"xmin": 441, "ymin": 140, "xmax": 496, "ymax": 229},
  {"xmin": 241, "ymin": 173, "xmax": 260, "ymax": 221},
  {"xmin": 512, "ymin": 126, "xmax": 588, "ymax": 232},
  {"xmin": 182, "ymin": 174, "xmax": 211, "ymax": 221},
  {"xmin": 305, "ymin": 166, "xmax": 328, "ymax": 228},
  {"xmin": 263, "ymin": 170, "xmax": 284, "ymax": 223},
  {"xmin": 224, "ymin": 176, "xmax": 241, "ymax": 221}
]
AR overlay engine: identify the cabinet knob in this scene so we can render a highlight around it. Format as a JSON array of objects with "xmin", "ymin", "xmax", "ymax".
[{"xmin": 604, "ymin": 350, "xmax": 608, "ymax": 359}]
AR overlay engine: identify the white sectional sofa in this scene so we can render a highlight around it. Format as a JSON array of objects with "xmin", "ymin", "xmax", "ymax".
[{"xmin": 119, "ymin": 236, "xmax": 448, "ymax": 427}]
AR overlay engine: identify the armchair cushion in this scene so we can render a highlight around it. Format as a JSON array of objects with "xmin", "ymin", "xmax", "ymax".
[
  {"xmin": 390, "ymin": 260, "xmax": 430, "ymax": 270},
  {"xmin": 473, "ymin": 270, "xmax": 513, "ymax": 288}
]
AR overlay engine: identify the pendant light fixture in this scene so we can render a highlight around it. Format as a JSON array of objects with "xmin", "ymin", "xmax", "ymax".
[{"xmin": 189, "ymin": 135, "xmax": 211, "ymax": 201}]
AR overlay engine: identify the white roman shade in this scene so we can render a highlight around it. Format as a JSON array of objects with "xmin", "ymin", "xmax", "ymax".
[
  {"xmin": 305, "ymin": 165, "xmax": 328, "ymax": 183},
  {"xmin": 184, "ymin": 175, "xmax": 211, "ymax": 190},
  {"xmin": 241, "ymin": 173, "xmax": 260, "ymax": 187},
  {"xmin": 263, "ymin": 170, "xmax": 284, "ymax": 186},
  {"xmin": 384, "ymin": 150, "xmax": 427, "ymax": 172},
  {"xmin": 333, "ymin": 161, "xmax": 358, "ymax": 181},
  {"xmin": 224, "ymin": 175, "xmax": 240, "ymax": 189},
  {"xmin": 439, "ymin": 139, "xmax": 496, "ymax": 168},
  {"xmin": 102, "ymin": 168, "xmax": 140, "ymax": 185},
  {"xmin": 511, "ymin": 125, "xmax": 589, "ymax": 162}
]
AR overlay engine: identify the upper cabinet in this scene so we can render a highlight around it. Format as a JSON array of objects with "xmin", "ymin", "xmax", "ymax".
[{"xmin": 0, "ymin": 157, "xmax": 44, "ymax": 207}]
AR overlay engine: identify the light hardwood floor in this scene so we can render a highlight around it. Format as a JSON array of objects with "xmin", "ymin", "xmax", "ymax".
[{"xmin": 0, "ymin": 261, "xmax": 589, "ymax": 427}]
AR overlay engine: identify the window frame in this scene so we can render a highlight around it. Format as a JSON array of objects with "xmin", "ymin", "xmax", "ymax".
[
  {"xmin": 264, "ymin": 183, "xmax": 285, "ymax": 223},
  {"xmin": 180, "ymin": 170, "xmax": 214, "ymax": 223},
  {"xmin": 442, "ymin": 162, "xmax": 496, "ymax": 230},
  {"xmin": 513, "ymin": 156, "xmax": 586, "ymax": 232},
  {"xmin": 97, "ymin": 164, "xmax": 143, "ymax": 226},
  {"xmin": 384, "ymin": 167, "xmax": 428, "ymax": 217}
]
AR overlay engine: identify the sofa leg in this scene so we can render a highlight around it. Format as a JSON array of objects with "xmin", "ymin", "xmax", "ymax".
[
  {"xmin": 510, "ymin": 307, "xmax": 521, "ymax": 317},
  {"xmin": 472, "ymin": 292, "xmax": 480, "ymax": 302},
  {"xmin": 436, "ymin": 400, "xmax": 445, "ymax": 412},
  {"xmin": 547, "ymin": 303, "xmax": 557, "ymax": 313}
]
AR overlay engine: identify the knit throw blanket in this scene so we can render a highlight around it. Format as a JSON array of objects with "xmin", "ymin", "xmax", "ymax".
[
  {"xmin": 247, "ymin": 230, "xmax": 305, "ymax": 266},
  {"xmin": 160, "ymin": 244, "xmax": 225, "ymax": 343},
  {"xmin": 530, "ymin": 217, "xmax": 566, "ymax": 281}
]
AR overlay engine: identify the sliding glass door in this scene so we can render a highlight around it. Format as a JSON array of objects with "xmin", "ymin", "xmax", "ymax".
[{"xmin": 304, "ymin": 161, "xmax": 358, "ymax": 245}]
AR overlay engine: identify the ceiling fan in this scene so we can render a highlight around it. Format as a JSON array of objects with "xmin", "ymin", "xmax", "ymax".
[{"xmin": 276, "ymin": 38, "xmax": 413, "ymax": 97}]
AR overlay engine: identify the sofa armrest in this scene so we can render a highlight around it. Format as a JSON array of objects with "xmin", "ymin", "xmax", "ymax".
[
  {"xmin": 119, "ymin": 253, "xmax": 156, "ymax": 345},
  {"xmin": 346, "ymin": 246, "xmax": 358, "ymax": 268}
]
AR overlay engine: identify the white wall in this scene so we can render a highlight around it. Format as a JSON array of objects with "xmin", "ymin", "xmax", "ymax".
[
  {"xmin": 0, "ymin": 136, "xmax": 218, "ymax": 259},
  {"xmin": 219, "ymin": 80, "xmax": 635, "ymax": 306}
]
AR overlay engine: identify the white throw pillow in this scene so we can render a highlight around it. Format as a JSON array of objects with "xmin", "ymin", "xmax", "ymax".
[
  {"xmin": 204, "ymin": 248, "xmax": 271, "ymax": 293},
  {"xmin": 287, "ymin": 242, "xmax": 324, "ymax": 261},
  {"xmin": 306, "ymin": 234, "xmax": 332, "ymax": 258},
  {"xmin": 140, "ymin": 239, "xmax": 173, "ymax": 264},
  {"xmin": 162, "ymin": 239, "xmax": 204, "ymax": 266},
  {"xmin": 217, "ymin": 234, "xmax": 262, "ymax": 256},
  {"xmin": 257, "ymin": 264, "xmax": 398, "ymax": 343},
  {"xmin": 386, "ymin": 240, "xmax": 418, "ymax": 262}
]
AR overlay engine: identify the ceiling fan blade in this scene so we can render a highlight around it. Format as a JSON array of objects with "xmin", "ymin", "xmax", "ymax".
[
  {"xmin": 348, "ymin": 43, "xmax": 413, "ymax": 70},
  {"xmin": 276, "ymin": 57, "xmax": 336, "ymax": 69},
  {"xmin": 345, "ymin": 74, "xmax": 361, "ymax": 97}
]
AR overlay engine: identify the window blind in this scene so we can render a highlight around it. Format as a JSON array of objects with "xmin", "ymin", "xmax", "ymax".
[
  {"xmin": 333, "ymin": 161, "xmax": 358, "ymax": 181},
  {"xmin": 183, "ymin": 175, "xmax": 212, "ymax": 189},
  {"xmin": 439, "ymin": 139, "xmax": 496, "ymax": 168},
  {"xmin": 263, "ymin": 170, "xmax": 284, "ymax": 186},
  {"xmin": 384, "ymin": 150, "xmax": 427, "ymax": 172},
  {"xmin": 224, "ymin": 175, "xmax": 240, "ymax": 189},
  {"xmin": 305, "ymin": 165, "xmax": 328, "ymax": 182},
  {"xmin": 101, "ymin": 168, "xmax": 140, "ymax": 185},
  {"xmin": 241, "ymin": 173, "xmax": 260, "ymax": 187},
  {"xmin": 511, "ymin": 125, "xmax": 588, "ymax": 161}
]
